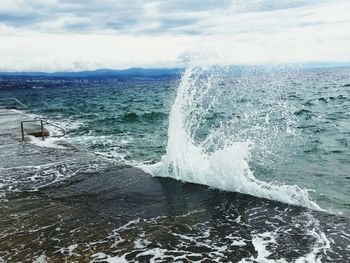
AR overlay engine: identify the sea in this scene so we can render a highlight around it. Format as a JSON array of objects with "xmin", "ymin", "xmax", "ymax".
[{"xmin": 0, "ymin": 66, "xmax": 349, "ymax": 262}]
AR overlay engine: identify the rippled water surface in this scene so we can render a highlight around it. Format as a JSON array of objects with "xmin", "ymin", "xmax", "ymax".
[
  {"xmin": 0, "ymin": 67, "xmax": 350, "ymax": 262},
  {"xmin": 2, "ymin": 67, "xmax": 349, "ymax": 213}
]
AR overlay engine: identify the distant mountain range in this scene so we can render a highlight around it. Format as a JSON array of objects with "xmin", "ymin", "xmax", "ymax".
[
  {"xmin": 0, "ymin": 68, "xmax": 184, "ymax": 78},
  {"xmin": 1, "ymin": 63, "xmax": 349, "ymax": 79}
]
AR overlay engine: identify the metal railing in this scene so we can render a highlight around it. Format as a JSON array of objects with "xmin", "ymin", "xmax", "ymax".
[
  {"xmin": 0, "ymin": 98, "xmax": 65, "ymax": 141},
  {"xmin": 20, "ymin": 119, "xmax": 65, "ymax": 141},
  {"xmin": 0, "ymin": 98, "xmax": 28, "ymax": 109}
]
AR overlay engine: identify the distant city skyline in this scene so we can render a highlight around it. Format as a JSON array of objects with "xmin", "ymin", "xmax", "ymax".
[{"xmin": 1, "ymin": 0, "xmax": 350, "ymax": 71}]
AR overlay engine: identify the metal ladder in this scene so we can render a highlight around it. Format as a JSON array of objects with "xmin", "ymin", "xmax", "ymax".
[
  {"xmin": 0, "ymin": 97, "xmax": 66, "ymax": 141},
  {"xmin": 20, "ymin": 119, "xmax": 66, "ymax": 141}
]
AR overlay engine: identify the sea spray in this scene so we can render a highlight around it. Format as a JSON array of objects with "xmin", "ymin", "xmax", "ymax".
[{"xmin": 145, "ymin": 66, "xmax": 320, "ymax": 209}]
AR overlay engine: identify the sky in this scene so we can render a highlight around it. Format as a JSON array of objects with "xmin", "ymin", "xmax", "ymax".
[{"xmin": 0, "ymin": 0, "xmax": 350, "ymax": 71}]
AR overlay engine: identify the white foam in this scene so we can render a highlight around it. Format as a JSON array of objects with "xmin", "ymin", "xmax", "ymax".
[
  {"xmin": 94, "ymin": 150, "xmax": 126, "ymax": 162},
  {"xmin": 135, "ymin": 248, "xmax": 169, "ymax": 262},
  {"xmin": 17, "ymin": 110, "xmax": 81, "ymax": 149},
  {"xmin": 23, "ymin": 111, "xmax": 82, "ymax": 132},
  {"xmin": 57, "ymin": 244, "xmax": 79, "ymax": 257},
  {"xmin": 295, "ymin": 213, "xmax": 330, "ymax": 263},
  {"xmin": 144, "ymin": 66, "xmax": 320, "ymax": 210},
  {"xmin": 33, "ymin": 254, "xmax": 47, "ymax": 263},
  {"xmin": 251, "ymin": 232, "xmax": 282, "ymax": 263},
  {"xmin": 134, "ymin": 238, "xmax": 151, "ymax": 249},
  {"xmin": 29, "ymin": 136, "xmax": 67, "ymax": 149},
  {"xmin": 226, "ymin": 234, "xmax": 247, "ymax": 247},
  {"xmin": 238, "ymin": 212, "xmax": 331, "ymax": 263},
  {"xmin": 238, "ymin": 231, "xmax": 288, "ymax": 263},
  {"xmin": 91, "ymin": 252, "xmax": 128, "ymax": 263}
]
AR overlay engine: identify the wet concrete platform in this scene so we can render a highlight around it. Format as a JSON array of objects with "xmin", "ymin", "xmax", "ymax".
[
  {"xmin": 0, "ymin": 109, "xmax": 349, "ymax": 262},
  {"xmin": 0, "ymin": 109, "xmax": 115, "ymax": 192}
]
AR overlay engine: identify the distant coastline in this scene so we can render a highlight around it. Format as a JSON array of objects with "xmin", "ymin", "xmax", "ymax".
[
  {"xmin": 1, "ymin": 63, "xmax": 349, "ymax": 79},
  {"xmin": 0, "ymin": 68, "xmax": 184, "ymax": 79}
]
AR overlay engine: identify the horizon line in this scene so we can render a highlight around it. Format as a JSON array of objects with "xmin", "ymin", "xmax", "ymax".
[{"xmin": 0, "ymin": 63, "xmax": 350, "ymax": 76}]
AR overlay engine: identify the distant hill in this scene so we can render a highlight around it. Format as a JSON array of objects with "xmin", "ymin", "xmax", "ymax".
[
  {"xmin": 0, "ymin": 68, "xmax": 184, "ymax": 78},
  {"xmin": 2, "ymin": 64, "xmax": 349, "ymax": 79}
]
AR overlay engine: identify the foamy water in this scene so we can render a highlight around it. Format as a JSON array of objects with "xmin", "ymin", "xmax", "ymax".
[
  {"xmin": 1, "ymin": 72, "xmax": 350, "ymax": 262},
  {"xmin": 145, "ymin": 66, "xmax": 320, "ymax": 209}
]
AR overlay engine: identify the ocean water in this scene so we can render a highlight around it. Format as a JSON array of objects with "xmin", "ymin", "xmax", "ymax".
[{"xmin": 0, "ymin": 66, "xmax": 350, "ymax": 262}]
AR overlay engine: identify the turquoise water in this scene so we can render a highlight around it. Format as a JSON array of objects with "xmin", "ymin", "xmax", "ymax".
[
  {"xmin": 1, "ymin": 66, "xmax": 350, "ymax": 262},
  {"xmin": 1, "ymin": 67, "xmax": 350, "ymax": 215}
]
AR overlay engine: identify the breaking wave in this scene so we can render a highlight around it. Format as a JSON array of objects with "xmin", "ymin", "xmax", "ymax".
[{"xmin": 145, "ymin": 66, "xmax": 320, "ymax": 209}]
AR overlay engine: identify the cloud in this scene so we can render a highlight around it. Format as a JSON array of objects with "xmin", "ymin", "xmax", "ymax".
[
  {"xmin": 0, "ymin": 0, "xmax": 227, "ymax": 34},
  {"xmin": 230, "ymin": 0, "xmax": 321, "ymax": 13},
  {"xmin": 0, "ymin": 34, "xmax": 194, "ymax": 72},
  {"xmin": 0, "ymin": 0, "xmax": 349, "ymax": 70},
  {"xmin": 183, "ymin": 1, "xmax": 350, "ymax": 66}
]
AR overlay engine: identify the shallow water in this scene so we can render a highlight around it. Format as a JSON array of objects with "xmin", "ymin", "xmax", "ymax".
[
  {"xmin": 0, "ymin": 67, "xmax": 350, "ymax": 261},
  {"xmin": 1, "ymin": 164, "xmax": 350, "ymax": 262}
]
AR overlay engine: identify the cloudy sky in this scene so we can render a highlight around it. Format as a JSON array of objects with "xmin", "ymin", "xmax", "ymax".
[{"xmin": 0, "ymin": 0, "xmax": 350, "ymax": 71}]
